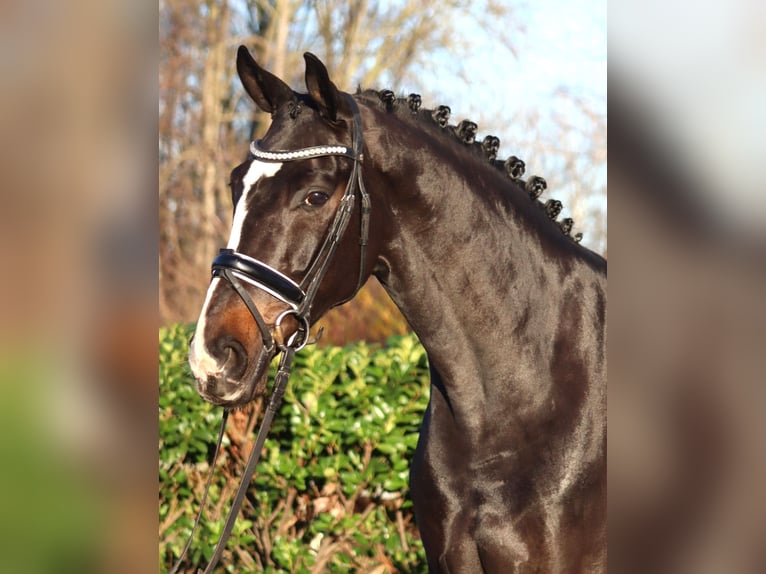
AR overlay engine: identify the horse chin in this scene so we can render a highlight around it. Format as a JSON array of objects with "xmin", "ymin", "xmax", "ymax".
[{"xmin": 194, "ymin": 346, "xmax": 275, "ymax": 408}]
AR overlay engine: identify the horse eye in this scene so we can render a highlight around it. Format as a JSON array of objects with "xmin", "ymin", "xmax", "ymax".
[{"xmin": 304, "ymin": 191, "xmax": 330, "ymax": 206}]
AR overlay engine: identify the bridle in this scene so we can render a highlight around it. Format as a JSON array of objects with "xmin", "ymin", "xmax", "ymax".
[
  {"xmin": 213, "ymin": 93, "xmax": 370, "ymax": 353},
  {"xmin": 170, "ymin": 94, "xmax": 370, "ymax": 573}
]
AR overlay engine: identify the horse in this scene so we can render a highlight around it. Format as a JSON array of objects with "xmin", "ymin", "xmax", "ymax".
[{"xmin": 188, "ymin": 46, "xmax": 607, "ymax": 573}]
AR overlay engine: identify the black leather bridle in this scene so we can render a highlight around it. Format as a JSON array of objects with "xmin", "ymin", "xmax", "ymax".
[{"xmin": 170, "ymin": 94, "xmax": 370, "ymax": 573}]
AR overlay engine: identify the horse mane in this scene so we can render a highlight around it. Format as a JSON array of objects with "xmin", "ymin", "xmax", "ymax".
[{"xmin": 356, "ymin": 88, "xmax": 584, "ymax": 244}]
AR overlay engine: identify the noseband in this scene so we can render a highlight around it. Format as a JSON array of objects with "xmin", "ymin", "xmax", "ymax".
[{"xmin": 171, "ymin": 94, "xmax": 370, "ymax": 573}]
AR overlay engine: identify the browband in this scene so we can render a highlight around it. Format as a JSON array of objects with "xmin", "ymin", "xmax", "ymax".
[{"xmin": 250, "ymin": 141, "xmax": 356, "ymax": 162}]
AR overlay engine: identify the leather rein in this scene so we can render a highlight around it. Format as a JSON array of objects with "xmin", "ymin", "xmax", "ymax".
[{"xmin": 170, "ymin": 94, "xmax": 369, "ymax": 573}]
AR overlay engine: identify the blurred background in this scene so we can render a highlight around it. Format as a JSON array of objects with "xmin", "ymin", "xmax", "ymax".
[
  {"xmin": 3, "ymin": 2, "xmax": 606, "ymax": 571},
  {"xmin": 1, "ymin": 1, "xmax": 157, "ymax": 572},
  {"xmin": 2, "ymin": 0, "xmax": 764, "ymax": 572},
  {"xmin": 609, "ymin": 0, "xmax": 766, "ymax": 572}
]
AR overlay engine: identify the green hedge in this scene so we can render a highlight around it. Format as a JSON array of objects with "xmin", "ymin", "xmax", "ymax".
[{"xmin": 159, "ymin": 323, "xmax": 430, "ymax": 572}]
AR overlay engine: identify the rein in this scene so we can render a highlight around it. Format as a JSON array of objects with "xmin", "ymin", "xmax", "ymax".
[{"xmin": 170, "ymin": 94, "xmax": 369, "ymax": 573}]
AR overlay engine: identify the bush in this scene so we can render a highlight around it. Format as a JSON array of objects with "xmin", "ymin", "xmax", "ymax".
[{"xmin": 159, "ymin": 324, "xmax": 430, "ymax": 573}]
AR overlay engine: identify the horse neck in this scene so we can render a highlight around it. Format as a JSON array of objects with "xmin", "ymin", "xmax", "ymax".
[{"xmin": 362, "ymin": 105, "xmax": 606, "ymax": 431}]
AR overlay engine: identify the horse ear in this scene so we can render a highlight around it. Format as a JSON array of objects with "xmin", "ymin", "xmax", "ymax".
[
  {"xmin": 304, "ymin": 52, "xmax": 344, "ymax": 122},
  {"xmin": 236, "ymin": 46, "xmax": 295, "ymax": 114}
]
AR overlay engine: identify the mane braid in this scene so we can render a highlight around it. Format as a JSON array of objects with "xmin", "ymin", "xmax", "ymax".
[{"xmin": 357, "ymin": 88, "xmax": 584, "ymax": 243}]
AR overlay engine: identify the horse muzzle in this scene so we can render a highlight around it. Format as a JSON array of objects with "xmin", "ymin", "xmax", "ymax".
[{"xmin": 190, "ymin": 333, "xmax": 276, "ymax": 408}]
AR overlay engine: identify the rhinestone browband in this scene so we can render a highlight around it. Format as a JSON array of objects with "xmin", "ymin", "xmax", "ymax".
[{"xmin": 249, "ymin": 140, "xmax": 355, "ymax": 162}]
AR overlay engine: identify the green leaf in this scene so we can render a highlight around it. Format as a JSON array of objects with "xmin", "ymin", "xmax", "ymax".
[{"xmin": 159, "ymin": 326, "xmax": 430, "ymax": 571}]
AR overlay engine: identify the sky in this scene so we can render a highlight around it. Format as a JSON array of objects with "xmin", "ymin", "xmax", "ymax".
[
  {"xmin": 416, "ymin": 0, "xmax": 608, "ymax": 250},
  {"xmin": 422, "ymin": 0, "xmax": 606, "ymax": 134},
  {"xmin": 499, "ymin": 0, "xmax": 605, "ymax": 110}
]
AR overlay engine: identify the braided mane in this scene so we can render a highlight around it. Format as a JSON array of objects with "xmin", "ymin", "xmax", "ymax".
[{"xmin": 357, "ymin": 89, "xmax": 583, "ymax": 243}]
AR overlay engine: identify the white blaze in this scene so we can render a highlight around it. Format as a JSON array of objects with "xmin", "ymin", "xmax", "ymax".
[
  {"xmin": 189, "ymin": 159, "xmax": 283, "ymax": 380},
  {"xmin": 227, "ymin": 160, "xmax": 283, "ymax": 251},
  {"xmin": 189, "ymin": 276, "xmax": 223, "ymax": 377}
]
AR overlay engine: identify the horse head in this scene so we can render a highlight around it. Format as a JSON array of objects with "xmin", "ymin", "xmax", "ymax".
[{"xmin": 189, "ymin": 48, "xmax": 377, "ymax": 407}]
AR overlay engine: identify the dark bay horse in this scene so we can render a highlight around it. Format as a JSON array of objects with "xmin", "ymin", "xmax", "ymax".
[{"xmin": 189, "ymin": 47, "xmax": 606, "ymax": 573}]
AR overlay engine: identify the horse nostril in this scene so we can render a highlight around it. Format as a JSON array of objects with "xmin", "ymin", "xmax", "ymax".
[{"xmin": 215, "ymin": 337, "xmax": 247, "ymax": 380}]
